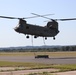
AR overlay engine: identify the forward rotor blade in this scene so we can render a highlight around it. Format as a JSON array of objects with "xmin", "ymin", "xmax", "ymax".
[
  {"xmin": 0, "ymin": 16, "xmax": 20, "ymax": 19},
  {"xmin": 56, "ymin": 18, "xmax": 76, "ymax": 21},
  {"xmin": 0, "ymin": 14, "xmax": 54, "ymax": 20}
]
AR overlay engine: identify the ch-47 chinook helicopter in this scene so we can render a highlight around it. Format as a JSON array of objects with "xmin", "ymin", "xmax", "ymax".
[{"xmin": 0, "ymin": 13, "xmax": 76, "ymax": 40}]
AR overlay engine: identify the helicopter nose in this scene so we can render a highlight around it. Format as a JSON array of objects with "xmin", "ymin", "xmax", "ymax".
[{"xmin": 14, "ymin": 27, "xmax": 20, "ymax": 32}]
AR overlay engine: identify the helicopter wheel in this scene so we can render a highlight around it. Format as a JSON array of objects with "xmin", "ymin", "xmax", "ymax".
[
  {"xmin": 53, "ymin": 37, "xmax": 55, "ymax": 40},
  {"xmin": 26, "ymin": 35, "xmax": 29, "ymax": 38},
  {"xmin": 34, "ymin": 36, "xmax": 37, "ymax": 38},
  {"xmin": 45, "ymin": 37, "xmax": 47, "ymax": 40}
]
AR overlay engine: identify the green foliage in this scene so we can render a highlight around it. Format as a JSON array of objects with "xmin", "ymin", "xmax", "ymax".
[{"xmin": 28, "ymin": 72, "xmax": 55, "ymax": 75}]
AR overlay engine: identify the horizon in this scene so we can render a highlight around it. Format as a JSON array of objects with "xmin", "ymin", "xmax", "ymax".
[{"xmin": 0, "ymin": 45, "xmax": 76, "ymax": 48}]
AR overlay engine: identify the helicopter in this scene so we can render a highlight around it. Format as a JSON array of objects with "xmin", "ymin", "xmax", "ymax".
[{"xmin": 0, "ymin": 13, "xmax": 76, "ymax": 40}]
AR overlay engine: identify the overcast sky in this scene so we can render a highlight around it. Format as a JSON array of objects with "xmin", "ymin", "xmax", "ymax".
[{"xmin": 0, "ymin": 0, "xmax": 76, "ymax": 47}]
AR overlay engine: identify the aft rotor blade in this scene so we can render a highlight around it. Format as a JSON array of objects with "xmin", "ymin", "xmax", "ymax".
[
  {"xmin": 31, "ymin": 13, "xmax": 52, "ymax": 20},
  {"xmin": 56, "ymin": 18, "xmax": 76, "ymax": 21},
  {"xmin": 24, "ymin": 14, "xmax": 54, "ymax": 19},
  {"xmin": 0, "ymin": 14, "xmax": 54, "ymax": 20},
  {"xmin": 44, "ymin": 18, "xmax": 76, "ymax": 22}
]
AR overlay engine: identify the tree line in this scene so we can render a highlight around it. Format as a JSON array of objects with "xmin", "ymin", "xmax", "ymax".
[{"xmin": 0, "ymin": 45, "xmax": 76, "ymax": 52}]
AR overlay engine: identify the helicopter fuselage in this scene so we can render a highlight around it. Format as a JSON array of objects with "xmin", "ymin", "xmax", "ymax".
[{"xmin": 14, "ymin": 19, "xmax": 59, "ymax": 39}]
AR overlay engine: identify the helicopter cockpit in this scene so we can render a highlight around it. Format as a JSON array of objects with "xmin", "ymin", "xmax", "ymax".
[{"xmin": 14, "ymin": 19, "xmax": 26, "ymax": 33}]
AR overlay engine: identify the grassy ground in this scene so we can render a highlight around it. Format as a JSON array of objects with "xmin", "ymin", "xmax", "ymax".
[
  {"xmin": 0, "ymin": 61, "xmax": 76, "ymax": 75},
  {"xmin": 0, "ymin": 61, "xmax": 51, "ymax": 68},
  {"xmin": 0, "ymin": 61, "xmax": 76, "ymax": 71},
  {"xmin": 0, "ymin": 52, "xmax": 76, "ymax": 75},
  {"xmin": 28, "ymin": 72, "xmax": 55, "ymax": 75},
  {"xmin": 0, "ymin": 51, "xmax": 76, "ymax": 57}
]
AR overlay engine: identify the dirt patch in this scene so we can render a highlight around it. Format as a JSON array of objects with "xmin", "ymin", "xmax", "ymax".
[
  {"xmin": 54, "ymin": 71, "xmax": 76, "ymax": 75},
  {"xmin": 0, "ymin": 67, "xmax": 76, "ymax": 75},
  {"xmin": 0, "ymin": 67, "xmax": 26, "ymax": 71}
]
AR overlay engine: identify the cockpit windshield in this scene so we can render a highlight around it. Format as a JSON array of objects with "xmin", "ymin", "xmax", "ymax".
[{"xmin": 15, "ymin": 19, "xmax": 26, "ymax": 29}]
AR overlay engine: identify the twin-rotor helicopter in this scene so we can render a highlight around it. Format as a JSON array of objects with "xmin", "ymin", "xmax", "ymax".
[{"xmin": 0, "ymin": 13, "xmax": 76, "ymax": 40}]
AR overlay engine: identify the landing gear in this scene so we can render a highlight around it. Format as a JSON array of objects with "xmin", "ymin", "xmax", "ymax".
[
  {"xmin": 26, "ymin": 35, "xmax": 29, "ymax": 38},
  {"xmin": 53, "ymin": 37, "xmax": 55, "ymax": 40},
  {"xmin": 45, "ymin": 37, "xmax": 47, "ymax": 40},
  {"xmin": 34, "ymin": 35, "xmax": 37, "ymax": 38}
]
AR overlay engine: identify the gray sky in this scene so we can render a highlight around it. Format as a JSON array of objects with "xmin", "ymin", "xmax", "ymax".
[{"xmin": 0, "ymin": 0, "xmax": 76, "ymax": 47}]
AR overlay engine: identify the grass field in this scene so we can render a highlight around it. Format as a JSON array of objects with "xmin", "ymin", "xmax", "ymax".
[
  {"xmin": 0, "ymin": 51, "xmax": 76, "ymax": 57},
  {"xmin": 0, "ymin": 52, "xmax": 76, "ymax": 72}
]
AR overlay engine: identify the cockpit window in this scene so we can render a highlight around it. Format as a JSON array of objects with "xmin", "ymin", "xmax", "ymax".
[{"xmin": 16, "ymin": 24, "xmax": 20, "ymax": 28}]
